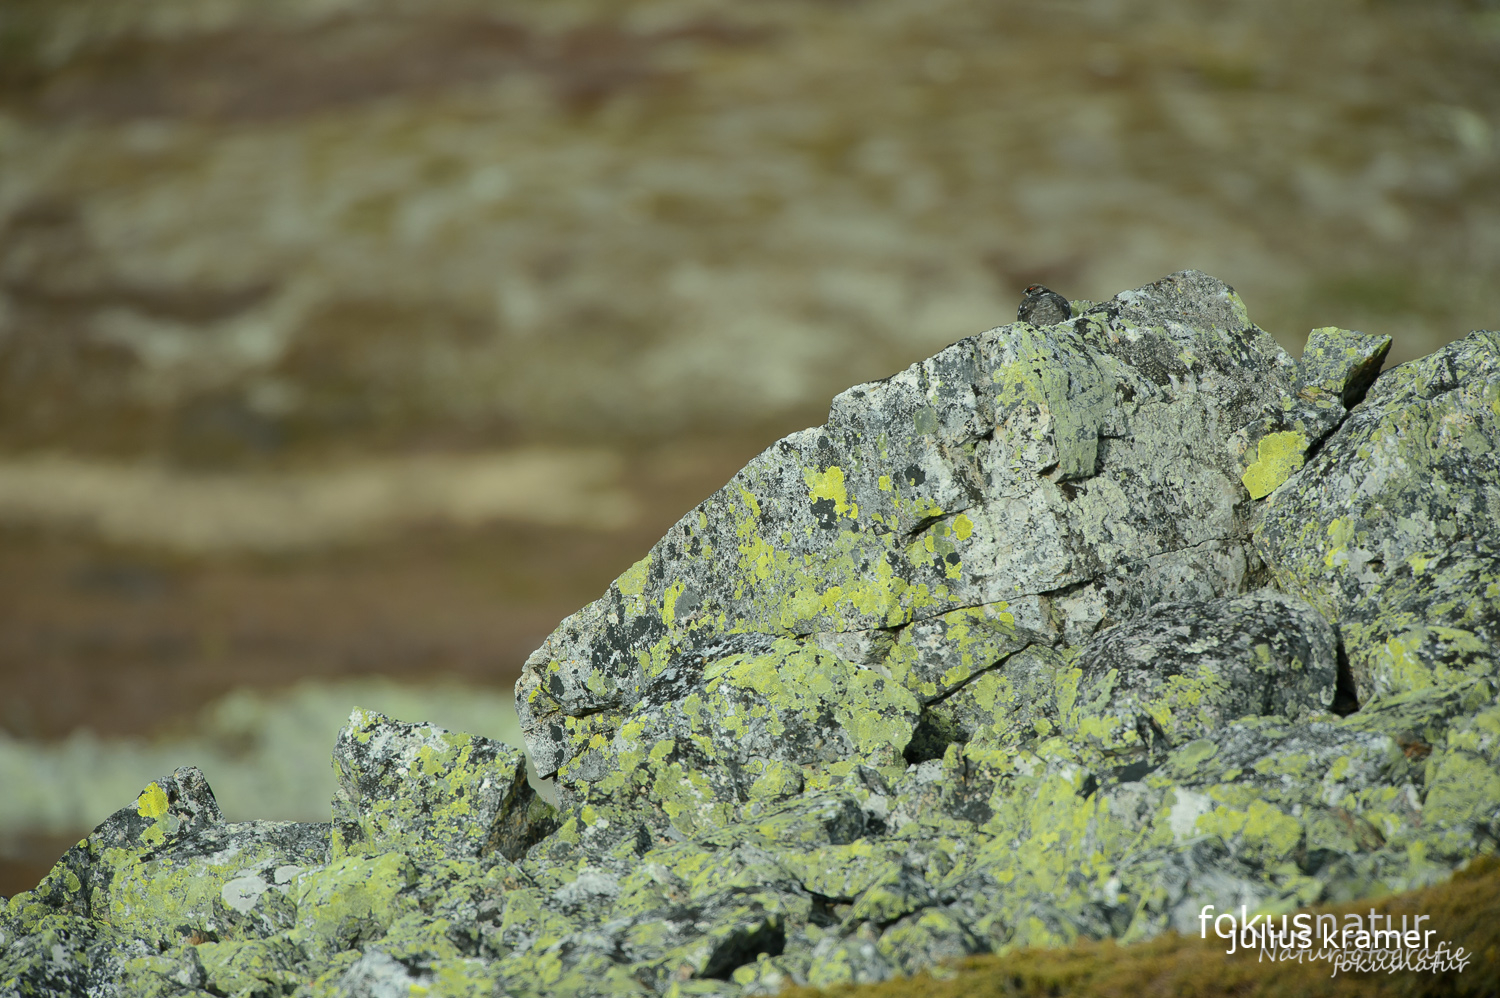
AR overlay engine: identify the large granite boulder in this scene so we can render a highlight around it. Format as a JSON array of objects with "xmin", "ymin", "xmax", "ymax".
[{"xmin": 4, "ymin": 271, "xmax": 1497, "ymax": 997}]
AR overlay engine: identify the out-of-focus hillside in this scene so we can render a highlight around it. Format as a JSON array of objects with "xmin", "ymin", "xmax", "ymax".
[
  {"xmin": 0, "ymin": 0, "xmax": 1496, "ymax": 895},
  {"xmin": 2, "ymin": 0, "xmax": 1497, "ymax": 461}
]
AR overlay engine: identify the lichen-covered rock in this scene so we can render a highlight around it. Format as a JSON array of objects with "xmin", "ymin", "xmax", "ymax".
[
  {"xmin": 0, "ymin": 766, "xmax": 330, "ymax": 996},
  {"xmin": 1067, "ymin": 589, "xmax": 1341, "ymax": 756},
  {"xmin": 332, "ymin": 707, "xmax": 558, "ymax": 863},
  {"xmin": 518, "ymin": 270, "xmax": 1300, "ymax": 805},
  {"xmin": 1, "ymin": 716, "xmax": 559, "ymax": 996},
  {"xmin": 1235, "ymin": 325, "xmax": 1391, "ymax": 500},
  {"xmin": 1254, "ymin": 328, "xmax": 1500, "ymax": 705},
  {"xmin": 3, "ymin": 271, "xmax": 1497, "ymax": 997}
]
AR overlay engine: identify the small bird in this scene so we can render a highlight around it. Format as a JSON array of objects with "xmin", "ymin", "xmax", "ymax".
[{"xmin": 1017, "ymin": 284, "xmax": 1072, "ymax": 327}]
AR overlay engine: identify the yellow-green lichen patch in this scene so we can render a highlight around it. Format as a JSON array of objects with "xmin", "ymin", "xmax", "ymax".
[
  {"xmin": 1422, "ymin": 703, "xmax": 1500, "ymax": 828},
  {"xmin": 964, "ymin": 763, "xmax": 1136, "ymax": 944},
  {"xmin": 372, "ymin": 909, "xmax": 501, "ymax": 997},
  {"xmin": 954, "ymin": 645, "xmax": 1071, "ymax": 748},
  {"xmin": 617, "ymin": 553, "xmax": 652, "ymax": 597},
  {"xmin": 1298, "ymin": 327, "xmax": 1392, "ymax": 397},
  {"xmin": 100, "ymin": 848, "xmax": 249, "ymax": 943},
  {"xmin": 135, "ymin": 783, "xmax": 170, "ymax": 819},
  {"xmin": 1254, "ymin": 332, "xmax": 1500, "ymax": 708},
  {"xmin": 772, "ymin": 841, "xmax": 900, "ymax": 900},
  {"xmin": 804, "ymin": 464, "xmax": 855, "ymax": 520},
  {"xmin": 888, "ymin": 603, "xmax": 1023, "ymax": 703},
  {"xmin": 715, "ymin": 642, "xmax": 921, "ymax": 760},
  {"xmin": 1063, "ymin": 591, "xmax": 1342, "ymax": 776},
  {"xmin": 1170, "ymin": 739, "xmax": 1219, "ymax": 773},
  {"xmin": 196, "ymin": 937, "xmax": 304, "ymax": 997},
  {"xmin": 1241, "ymin": 429, "xmax": 1307, "ymax": 499},
  {"xmin": 730, "ymin": 521, "xmax": 949, "ymax": 634},
  {"xmin": 1195, "ymin": 799, "xmax": 1303, "ymax": 867},
  {"xmin": 989, "ymin": 324, "xmax": 1113, "ymax": 482},
  {"xmin": 116, "ymin": 945, "xmax": 214, "ymax": 998},
  {"xmin": 50, "ymin": 811, "xmax": 326, "ymax": 953},
  {"xmin": 747, "ymin": 759, "xmax": 805, "ymax": 800},
  {"xmin": 1361, "ymin": 624, "xmax": 1495, "ymax": 698},
  {"xmin": 290, "ymin": 853, "xmax": 418, "ymax": 958},
  {"xmin": 562, "ymin": 640, "xmax": 921, "ymax": 835}
]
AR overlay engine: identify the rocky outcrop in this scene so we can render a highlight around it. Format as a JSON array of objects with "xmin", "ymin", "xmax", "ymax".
[{"xmin": 4, "ymin": 271, "xmax": 1497, "ymax": 997}]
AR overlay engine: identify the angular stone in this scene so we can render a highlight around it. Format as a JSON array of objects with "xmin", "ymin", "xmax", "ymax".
[
  {"xmin": 1254, "ymin": 330, "xmax": 1500, "ymax": 705},
  {"xmin": 1297, "ymin": 326, "xmax": 1393, "ymax": 405},
  {"xmin": 1069, "ymin": 589, "xmax": 1341, "ymax": 761},
  {"xmin": 331, "ymin": 707, "xmax": 558, "ymax": 862},
  {"xmin": 0, "ymin": 768, "xmax": 329, "ymax": 995},
  {"xmin": 1233, "ymin": 327, "xmax": 1392, "ymax": 500}
]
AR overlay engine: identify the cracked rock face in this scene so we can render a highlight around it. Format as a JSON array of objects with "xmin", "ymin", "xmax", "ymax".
[
  {"xmin": 5, "ymin": 271, "xmax": 1498, "ymax": 997},
  {"xmin": 516, "ymin": 269, "xmax": 1309, "ymax": 806},
  {"xmin": 1254, "ymin": 328, "xmax": 1500, "ymax": 706}
]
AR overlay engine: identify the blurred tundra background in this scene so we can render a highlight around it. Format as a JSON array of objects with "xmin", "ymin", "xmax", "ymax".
[{"xmin": 1, "ymin": 0, "xmax": 1497, "ymax": 896}]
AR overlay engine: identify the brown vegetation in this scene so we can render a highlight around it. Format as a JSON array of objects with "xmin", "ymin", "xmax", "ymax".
[{"xmin": 787, "ymin": 858, "xmax": 1500, "ymax": 998}]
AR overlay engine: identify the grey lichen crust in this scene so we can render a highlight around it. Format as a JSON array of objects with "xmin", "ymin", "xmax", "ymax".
[{"xmin": 4, "ymin": 271, "xmax": 1498, "ymax": 997}]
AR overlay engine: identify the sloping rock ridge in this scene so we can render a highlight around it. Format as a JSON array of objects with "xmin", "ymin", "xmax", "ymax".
[{"xmin": 3, "ymin": 271, "xmax": 1497, "ymax": 997}]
